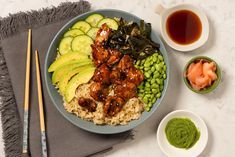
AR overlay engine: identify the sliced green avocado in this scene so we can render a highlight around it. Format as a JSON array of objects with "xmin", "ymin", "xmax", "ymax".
[
  {"xmin": 59, "ymin": 64, "xmax": 94, "ymax": 95},
  {"xmin": 51, "ymin": 59, "xmax": 92, "ymax": 84},
  {"xmin": 48, "ymin": 52, "xmax": 90, "ymax": 72},
  {"xmin": 65, "ymin": 67, "xmax": 95, "ymax": 102}
]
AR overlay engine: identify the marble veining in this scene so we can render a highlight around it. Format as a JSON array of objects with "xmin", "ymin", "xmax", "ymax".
[{"xmin": 0, "ymin": 0, "xmax": 235, "ymax": 157}]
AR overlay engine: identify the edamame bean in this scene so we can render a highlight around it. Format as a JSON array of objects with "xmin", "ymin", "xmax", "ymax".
[
  {"xmin": 148, "ymin": 102, "xmax": 152, "ymax": 107},
  {"xmin": 157, "ymin": 93, "xmax": 161, "ymax": 98},
  {"xmin": 145, "ymin": 72, "xmax": 150, "ymax": 78},
  {"xmin": 151, "ymin": 66, "xmax": 155, "ymax": 72},
  {"xmin": 150, "ymin": 79, "xmax": 155, "ymax": 84},
  {"xmin": 144, "ymin": 62, "xmax": 151, "ymax": 68},
  {"xmin": 153, "ymin": 57, "xmax": 157, "ymax": 62},
  {"xmin": 152, "ymin": 89, "xmax": 158, "ymax": 94},
  {"xmin": 152, "ymin": 83, "xmax": 159, "ymax": 89},
  {"xmin": 163, "ymin": 65, "xmax": 167, "ymax": 71},
  {"xmin": 145, "ymin": 82, "xmax": 150, "ymax": 87},
  {"xmin": 158, "ymin": 55, "xmax": 163, "ymax": 61},
  {"xmin": 160, "ymin": 85, "xmax": 164, "ymax": 91},
  {"xmin": 145, "ymin": 94, "xmax": 151, "ymax": 98},
  {"xmin": 145, "ymin": 106, "xmax": 150, "ymax": 111},
  {"xmin": 155, "ymin": 64, "xmax": 161, "ymax": 71},
  {"xmin": 152, "ymin": 97, "xmax": 157, "ymax": 103},
  {"xmin": 136, "ymin": 60, "xmax": 140, "ymax": 65},
  {"xmin": 163, "ymin": 74, "xmax": 166, "ymax": 79},
  {"xmin": 144, "ymin": 67, "xmax": 150, "ymax": 71},
  {"xmin": 143, "ymin": 96, "xmax": 148, "ymax": 103},
  {"xmin": 156, "ymin": 78, "xmax": 161, "ymax": 84},
  {"xmin": 145, "ymin": 87, "xmax": 151, "ymax": 92}
]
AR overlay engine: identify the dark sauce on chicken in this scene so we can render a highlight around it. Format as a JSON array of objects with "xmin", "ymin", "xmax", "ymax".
[
  {"xmin": 86, "ymin": 24, "xmax": 144, "ymax": 117},
  {"xmin": 166, "ymin": 10, "xmax": 202, "ymax": 45}
]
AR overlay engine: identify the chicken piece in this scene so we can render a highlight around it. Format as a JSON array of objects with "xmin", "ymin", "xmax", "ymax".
[
  {"xmin": 126, "ymin": 67, "xmax": 144, "ymax": 86},
  {"xmin": 103, "ymin": 96, "xmax": 125, "ymax": 117},
  {"xmin": 114, "ymin": 81, "xmax": 137, "ymax": 100},
  {"xmin": 78, "ymin": 97, "xmax": 97, "ymax": 112},
  {"xmin": 110, "ymin": 67, "xmax": 126, "ymax": 84},
  {"xmin": 117, "ymin": 55, "xmax": 134, "ymax": 72},
  {"xmin": 106, "ymin": 49, "xmax": 122, "ymax": 67},
  {"xmin": 95, "ymin": 23, "xmax": 111, "ymax": 45},
  {"xmin": 92, "ymin": 64, "xmax": 111, "ymax": 85},
  {"xmin": 91, "ymin": 44, "xmax": 110, "ymax": 67},
  {"xmin": 90, "ymin": 82, "xmax": 109, "ymax": 101}
]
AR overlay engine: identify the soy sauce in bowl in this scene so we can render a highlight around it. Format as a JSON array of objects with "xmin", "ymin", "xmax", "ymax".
[{"xmin": 166, "ymin": 10, "xmax": 202, "ymax": 45}]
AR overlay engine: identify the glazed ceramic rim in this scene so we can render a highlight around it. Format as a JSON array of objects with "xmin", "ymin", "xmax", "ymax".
[
  {"xmin": 157, "ymin": 110, "xmax": 208, "ymax": 157},
  {"xmin": 44, "ymin": 9, "xmax": 170, "ymax": 134},
  {"xmin": 183, "ymin": 56, "xmax": 221, "ymax": 94}
]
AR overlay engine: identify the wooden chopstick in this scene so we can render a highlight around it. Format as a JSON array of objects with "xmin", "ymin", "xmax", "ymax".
[
  {"xmin": 35, "ymin": 50, "xmax": 48, "ymax": 157},
  {"xmin": 22, "ymin": 29, "xmax": 31, "ymax": 156}
]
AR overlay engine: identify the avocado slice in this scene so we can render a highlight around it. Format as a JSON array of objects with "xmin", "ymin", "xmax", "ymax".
[
  {"xmin": 59, "ymin": 64, "xmax": 94, "ymax": 95},
  {"xmin": 65, "ymin": 67, "xmax": 95, "ymax": 102},
  {"xmin": 51, "ymin": 59, "xmax": 92, "ymax": 84},
  {"xmin": 48, "ymin": 52, "xmax": 90, "ymax": 72}
]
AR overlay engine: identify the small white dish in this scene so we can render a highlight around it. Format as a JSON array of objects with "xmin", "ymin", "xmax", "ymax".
[
  {"xmin": 155, "ymin": 4, "xmax": 209, "ymax": 52},
  {"xmin": 157, "ymin": 110, "xmax": 208, "ymax": 157}
]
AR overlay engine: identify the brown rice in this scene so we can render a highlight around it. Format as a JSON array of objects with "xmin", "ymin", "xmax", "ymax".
[{"xmin": 64, "ymin": 83, "xmax": 144, "ymax": 125}]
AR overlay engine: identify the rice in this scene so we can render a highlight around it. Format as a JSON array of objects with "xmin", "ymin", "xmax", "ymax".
[{"xmin": 64, "ymin": 83, "xmax": 144, "ymax": 125}]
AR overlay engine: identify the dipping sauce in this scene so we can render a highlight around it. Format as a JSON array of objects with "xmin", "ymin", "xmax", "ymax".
[
  {"xmin": 166, "ymin": 10, "xmax": 202, "ymax": 45},
  {"xmin": 165, "ymin": 118, "xmax": 200, "ymax": 149}
]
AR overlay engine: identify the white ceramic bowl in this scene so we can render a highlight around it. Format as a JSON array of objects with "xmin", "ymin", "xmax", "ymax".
[
  {"xmin": 155, "ymin": 4, "xmax": 209, "ymax": 52},
  {"xmin": 157, "ymin": 110, "xmax": 208, "ymax": 157}
]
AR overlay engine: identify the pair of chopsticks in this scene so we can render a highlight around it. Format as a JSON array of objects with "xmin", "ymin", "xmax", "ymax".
[{"xmin": 22, "ymin": 29, "xmax": 48, "ymax": 157}]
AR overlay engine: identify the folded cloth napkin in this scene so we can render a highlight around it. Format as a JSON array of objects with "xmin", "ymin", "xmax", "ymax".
[{"xmin": 0, "ymin": 1, "xmax": 131, "ymax": 157}]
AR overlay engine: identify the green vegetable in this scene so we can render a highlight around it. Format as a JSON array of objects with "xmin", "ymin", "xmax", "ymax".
[
  {"xmin": 136, "ymin": 51, "xmax": 167, "ymax": 111},
  {"xmin": 97, "ymin": 18, "xmax": 119, "ymax": 30},
  {"xmin": 58, "ymin": 36, "xmax": 73, "ymax": 55},
  {"xmin": 85, "ymin": 14, "xmax": 104, "ymax": 27},
  {"xmin": 107, "ymin": 18, "xmax": 160, "ymax": 60},
  {"xmin": 72, "ymin": 21, "xmax": 91, "ymax": 33},
  {"xmin": 86, "ymin": 27, "xmax": 99, "ymax": 40},
  {"xmin": 165, "ymin": 118, "xmax": 200, "ymax": 149},
  {"xmin": 156, "ymin": 93, "xmax": 161, "ymax": 98},
  {"xmin": 63, "ymin": 29, "xmax": 84, "ymax": 38}
]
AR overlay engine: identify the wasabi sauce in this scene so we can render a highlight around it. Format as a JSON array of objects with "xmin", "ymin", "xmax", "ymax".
[{"xmin": 165, "ymin": 118, "xmax": 200, "ymax": 149}]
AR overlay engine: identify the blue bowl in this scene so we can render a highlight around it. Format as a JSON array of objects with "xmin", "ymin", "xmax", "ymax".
[{"xmin": 44, "ymin": 9, "xmax": 170, "ymax": 134}]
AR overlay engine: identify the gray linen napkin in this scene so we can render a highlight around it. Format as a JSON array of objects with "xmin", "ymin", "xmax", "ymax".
[{"xmin": 0, "ymin": 2, "xmax": 131, "ymax": 157}]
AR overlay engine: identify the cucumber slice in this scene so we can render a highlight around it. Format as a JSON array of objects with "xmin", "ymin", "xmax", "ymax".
[
  {"xmin": 86, "ymin": 27, "xmax": 99, "ymax": 40},
  {"xmin": 58, "ymin": 37, "xmax": 73, "ymax": 55},
  {"xmin": 72, "ymin": 21, "xmax": 91, "ymax": 33},
  {"xmin": 64, "ymin": 29, "xmax": 84, "ymax": 37},
  {"xmin": 98, "ymin": 18, "xmax": 119, "ymax": 30},
  {"xmin": 85, "ymin": 14, "xmax": 104, "ymax": 27},
  {"xmin": 71, "ymin": 35, "xmax": 94, "ymax": 55}
]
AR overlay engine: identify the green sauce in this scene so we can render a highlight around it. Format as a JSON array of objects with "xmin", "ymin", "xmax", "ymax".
[{"xmin": 165, "ymin": 118, "xmax": 200, "ymax": 149}]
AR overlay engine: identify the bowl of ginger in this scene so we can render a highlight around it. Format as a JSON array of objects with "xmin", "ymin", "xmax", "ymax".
[{"xmin": 183, "ymin": 56, "xmax": 221, "ymax": 94}]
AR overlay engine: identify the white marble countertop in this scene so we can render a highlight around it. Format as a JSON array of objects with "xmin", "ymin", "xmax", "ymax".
[{"xmin": 1, "ymin": 0, "xmax": 235, "ymax": 157}]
